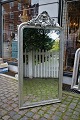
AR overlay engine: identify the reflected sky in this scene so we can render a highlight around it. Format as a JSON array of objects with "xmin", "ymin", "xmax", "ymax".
[{"xmin": 48, "ymin": 30, "xmax": 59, "ymax": 40}]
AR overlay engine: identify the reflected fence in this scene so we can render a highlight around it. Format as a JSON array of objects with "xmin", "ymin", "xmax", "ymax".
[{"xmin": 23, "ymin": 49, "xmax": 59, "ymax": 78}]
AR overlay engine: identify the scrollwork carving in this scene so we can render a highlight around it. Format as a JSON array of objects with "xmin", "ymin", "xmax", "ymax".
[{"xmin": 27, "ymin": 11, "xmax": 59, "ymax": 27}]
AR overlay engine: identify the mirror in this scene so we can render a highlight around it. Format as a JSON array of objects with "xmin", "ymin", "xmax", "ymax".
[
  {"xmin": 71, "ymin": 48, "xmax": 80, "ymax": 91},
  {"xmin": 18, "ymin": 11, "xmax": 63, "ymax": 109}
]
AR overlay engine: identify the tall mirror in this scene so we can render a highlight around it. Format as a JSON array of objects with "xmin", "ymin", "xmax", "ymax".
[{"xmin": 18, "ymin": 11, "xmax": 63, "ymax": 109}]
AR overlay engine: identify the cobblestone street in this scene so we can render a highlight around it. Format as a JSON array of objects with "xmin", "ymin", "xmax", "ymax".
[{"xmin": 0, "ymin": 74, "xmax": 80, "ymax": 120}]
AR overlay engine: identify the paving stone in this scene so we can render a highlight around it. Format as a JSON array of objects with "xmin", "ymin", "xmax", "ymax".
[
  {"xmin": 0, "ymin": 101, "xmax": 4, "ymax": 106},
  {"xmin": 2, "ymin": 115, "xmax": 10, "ymax": 120},
  {"xmin": 9, "ymin": 111, "xmax": 17, "ymax": 117},
  {"xmin": 7, "ymin": 101, "xmax": 13, "ymax": 105},
  {"xmin": 31, "ymin": 108, "xmax": 38, "ymax": 113},
  {"xmin": 44, "ymin": 114, "xmax": 50, "ymax": 119},
  {"xmin": 71, "ymin": 114, "xmax": 79, "ymax": 120},
  {"xmin": 51, "ymin": 115, "xmax": 60, "ymax": 120},
  {"xmin": 3, "ymin": 99, "xmax": 8, "ymax": 103},
  {"xmin": 0, "ymin": 97, "xmax": 6, "ymax": 100},
  {"xmin": 47, "ymin": 109, "xmax": 53, "ymax": 114},
  {"xmin": 0, "ymin": 109, "xmax": 8, "ymax": 117},
  {"xmin": 20, "ymin": 116, "xmax": 28, "ymax": 120},
  {"xmin": 52, "ymin": 104, "xmax": 59, "ymax": 108},
  {"xmin": 25, "ymin": 111, "xmax": 34, "ymax": 118},
  {"xmin": 49, "ymin": 106, "xmax": 57, "ymax": 111},
  {"xmin": 14, "ymin": 108, "xmax": 19, "ymax": 112},
  {"xmin": 33, "ymin": 114, "xmax": 40, "ymax": 119},
  {"xmin": 55, "ymin": 111, "xmax": 62, "ymax": 117},
  {"xmin": 65, "ymin": 111, "xmax": 72, "ymax": 116},
  {"xmin": 75, "ymin": 107, "xmax": 80, "ymax": 112},
  {"xmin": 58, "ymin": 107, "xmax": 65, "ymax": 112},
  {"xmin": 11, "ymin": 114, "xmax": 21, "ymax": 120},
  {"xmin": 12, "ymin": 98, "xmax": 18, "ymax": 101},
  {"xmin": 70, "ymin": 103, "xmax": 77, "ymax": 107},
  {"xmin": 72, "ymin": 99, "xmax": 78, "ymax": 103},
  {"xmin": 73, "ymin": 111, "xmax": 80, "ymax": 116},
  {"xmin": 40, "ymin": 117, "xmax": 47, "ymax": 120},
  {"xmin": 60, "ymin": 104, "xmax": 67, "ymax": 108},
  {"xmin": 8, "ymin": 118, "xmax": 13, "ymax": 120},
  {"xmin": 11, "ymin": 103, "xmax": 18, "ymax": 108},
  {"xmin": 41, "ymin": 106, "xmax": 48, "ymax": 111},
  {"xmin": 38, "ymin": 110, "xmax": 44, "ymax": 115},
  {"xmin": 66, "ymin": 98, "xmax": 73, "ymax": 102},
  {"xmin": 69, "ymin": 103, "xmax": 76, "ymax": 109},
  {"xmin": 68, "ymin": 108, "xmax": 74, "ymax": 113},
  {"xmin": 62, "ymin": 115, "xmax": 70, "ymax": 120},
  {"xmin": 68, "ymin": 96, "xmax": 73, "ymax": 99},
  {"xmin": 2, "ymin": 104, "xmax": 8, "ymax": 109},
  {"xmin": 63, "ymin": 101, "xmax": 69, "ymax": 105},
  {"xmin": 77, "ymin": 102, "xmax": 80, "ymax": 105},
  {"xmin": 18, "ymin": 110, "xmax": 27, "ymax": 115},
  {"xmin": 5, "ymin": 107, "xmax": 13, "ymax": 111},
  {"xmin": 76, "ymin": 104, "xmax": 80, "ymax": 109}
]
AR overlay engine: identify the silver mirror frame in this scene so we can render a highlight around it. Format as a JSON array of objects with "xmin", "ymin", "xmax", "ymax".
[
  {"xmin": 71, "ymin": 48, "xmax": 80, "ymax": 91},
  {"xmin": 18, "ymin": 11, "xmax": 64, "ymax": 109}
]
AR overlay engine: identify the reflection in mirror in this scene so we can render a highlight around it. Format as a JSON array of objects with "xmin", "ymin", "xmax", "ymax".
[{"xmin": 22, "ymin": 28, "xmax": 60, "ymax": 107}]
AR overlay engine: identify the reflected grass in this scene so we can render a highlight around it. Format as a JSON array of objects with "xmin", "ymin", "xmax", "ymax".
[{"xmin": 23, "ymin": 78, "xmax": 58, "ymax": 103}]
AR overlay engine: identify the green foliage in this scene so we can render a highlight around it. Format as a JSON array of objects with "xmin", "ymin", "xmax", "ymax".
[
  {"xmin": 23, "ymin": 28, "xmax": 54, "ymax": 51},
  {"xmin": 51, "ymin": 39, "xmax": 59, "ymax": 51}
]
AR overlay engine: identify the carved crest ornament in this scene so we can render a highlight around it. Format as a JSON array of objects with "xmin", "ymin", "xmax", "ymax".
[{"xmin": 26, "ymin": 11, "xmax": 60, "ymax": 27}]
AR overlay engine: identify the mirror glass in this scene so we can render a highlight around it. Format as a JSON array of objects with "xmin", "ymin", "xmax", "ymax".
[{"xmin": 22, "ymin": 27, "xmax": 60, "ymax": 107}]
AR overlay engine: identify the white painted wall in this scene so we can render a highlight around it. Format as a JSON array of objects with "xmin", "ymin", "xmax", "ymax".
[{"xmin": 39, "ymin": 0, "xmax": 59, "ymax": 22}]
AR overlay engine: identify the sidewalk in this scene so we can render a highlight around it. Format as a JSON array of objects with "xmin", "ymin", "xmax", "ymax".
[{"xmin": 0, "ymin": 74, "xmax": 80, "ymax": 120}]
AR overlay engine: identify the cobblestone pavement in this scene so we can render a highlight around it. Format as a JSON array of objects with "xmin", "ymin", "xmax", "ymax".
[{"xmin": 0, "ymin": 74, "xmax": 80, "ymax": 120}]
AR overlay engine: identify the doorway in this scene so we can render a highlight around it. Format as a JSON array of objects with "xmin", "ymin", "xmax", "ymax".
[{"xmin": 63, "ymin": 0, "xmax": 80, "ymax": 73}]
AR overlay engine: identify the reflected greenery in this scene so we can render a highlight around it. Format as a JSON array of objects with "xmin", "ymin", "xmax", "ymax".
[
  {"xmin": 23, "ymin": 28, "xmax": 55, "ymax": 51},
  {"xmin": 23, "ymin": 78, "xmax": 58, "ymax": 104},
  {"xmin": 22, "ymin": 28, "xmax": 60, "ymax": 107}
]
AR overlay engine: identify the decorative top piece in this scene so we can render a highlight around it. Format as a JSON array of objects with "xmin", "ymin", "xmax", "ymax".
[{"xmin": 27, "ymin": 11, "xmax": 59, "ymax": 27}]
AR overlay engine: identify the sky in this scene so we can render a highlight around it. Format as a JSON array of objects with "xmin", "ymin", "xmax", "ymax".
[
  {"xmin": 48, "ymin": 30, "xmax": 59, "ymax": 40},
  {"xmin": 31, "ymin": 0, "xmax": 39, "ymax": 5}
]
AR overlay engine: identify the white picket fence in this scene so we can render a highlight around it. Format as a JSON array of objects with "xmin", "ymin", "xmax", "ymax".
[{"xmin": 24, "ymin": 50, "xmax": 59, "ymax": 78}]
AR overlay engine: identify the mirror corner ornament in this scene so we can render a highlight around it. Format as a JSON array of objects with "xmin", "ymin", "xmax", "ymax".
[{"xmin": 27, "ymin": 11, "xmax": 59, "ymax": 27}]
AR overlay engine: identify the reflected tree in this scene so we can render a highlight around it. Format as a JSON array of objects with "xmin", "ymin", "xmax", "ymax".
[{"xmin": 23, "ymin": 28, "xmax": 54, "ymax": 51}]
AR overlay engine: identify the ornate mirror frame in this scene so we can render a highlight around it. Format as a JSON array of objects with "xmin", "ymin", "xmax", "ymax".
[
  {"xmin": 18, "ymin": 11, "xmax": 64, "ymax": 109},
  {"xmin": 71, "ymin": 48, "xmax": 80, "ymax": 91}
]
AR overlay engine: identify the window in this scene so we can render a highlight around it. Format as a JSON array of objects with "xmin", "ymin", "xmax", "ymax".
[
  {"xmin": 10, "ymin": 12, "xmax": 14, "ymax": 19},
  {"xmin": 9, "ymin": 24, "xmax": 14, "ymax": 31},
  {"xmin": 9, "ymin": 2, "xmax": 14, "ymax": 9},
  {"xmin": 18, "ymin": 3, "xmax": 21, "ymax": 11}
]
